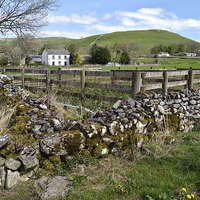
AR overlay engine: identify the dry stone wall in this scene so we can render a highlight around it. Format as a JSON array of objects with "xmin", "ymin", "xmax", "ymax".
[{"xmin": 0, "ymin": 74, "xmax": 200, "ymax": 194}]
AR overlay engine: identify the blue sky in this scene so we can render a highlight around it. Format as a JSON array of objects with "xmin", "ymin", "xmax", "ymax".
[{"xmin": 40, "ymin": 0, "xmax": 199, "ymax": 42}]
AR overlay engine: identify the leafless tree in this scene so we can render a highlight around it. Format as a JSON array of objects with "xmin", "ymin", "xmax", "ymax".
[{"xmin": 0, "ymin": 0, "xmax": 60, "ymax": 36}]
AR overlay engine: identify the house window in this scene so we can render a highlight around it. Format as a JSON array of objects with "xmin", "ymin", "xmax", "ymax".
[
  {"xmin": 64, "ymin": 55, "xmax": 67, "ymax": 59},
  {"xmin": 52, "ymin": 61, "xmax": 55, "ymax": 65},
  {"xmin": 58, "ymin": 61, "xmax": 61, "ymax": 65},
  {"xmin": 58, "ymin": 55, "xmax": 61, "ymax": 59},
  {"xmin": 52, "ymin": 55, "xmax": 55, "ymax": 59},
  {"xmin": 64, "ymin": 62, "xmax": 67, "ymax": 66}
]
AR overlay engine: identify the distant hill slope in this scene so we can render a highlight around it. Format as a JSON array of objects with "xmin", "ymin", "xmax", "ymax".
[
  {"xmin": 68, "ymin": 30, "xmax": 197, "ymax": 52},
  {"xmin": 0, "ymin": 30, "xmax": 198, "ymax": 53}
]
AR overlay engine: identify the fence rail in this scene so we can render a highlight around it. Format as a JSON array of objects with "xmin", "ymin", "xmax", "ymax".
[{"xmin": 1, "ymin": 67, "xmax": 200, "ymax": 105}]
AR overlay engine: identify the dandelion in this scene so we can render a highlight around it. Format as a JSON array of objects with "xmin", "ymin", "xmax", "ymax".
[
  {"xmin": 118, "ymin": 185, "xmax": 122, "ymax": 187},
  {"xmin": 191, "ymin": 194, "xmax": 194, "ymax": 198},
  {"xmin": 121, "ymin": 188, "xmax": 123, "ymax": 192},
  {"xmin": 126, "ymin": 191, "xmax": 128, "ymax": 194},
  {"xmin": 182, "ymin": 188, "xmax": 187, "ymax": 191},
  {"xmin": 187, "ymin": 194, "xmax": 191, "ymax": 199}
]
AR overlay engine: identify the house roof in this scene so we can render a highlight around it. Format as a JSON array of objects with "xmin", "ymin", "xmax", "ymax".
[{"xmin": 46, "ymin": 49, "xmax": 70, "ymax": 55}]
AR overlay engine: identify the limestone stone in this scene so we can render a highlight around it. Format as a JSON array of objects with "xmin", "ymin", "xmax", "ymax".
[
  {"xmin": 0, "ymin": 132, "xmax": 12, "ymax": 149},
  {"xmin": 0, "ymin": 166, "xmax": 6, "ymax": 187},
  {"xmin": 18, "ymin": 146, "xmax": 39, "ymax": 170},
  {"xmin": 5, "ymin": 170, "xmax": 20, "ymax": 189},
  {"xmin": 34, "ymin": 176, "xmax": 69, "ymax": 199},
  {"xmin": 5, "ymin": 158, "xmax": 21, "ymax": 170}
]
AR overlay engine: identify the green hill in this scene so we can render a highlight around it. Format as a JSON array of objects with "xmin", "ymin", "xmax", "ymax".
[
  {"xmin": 67, "ymin": 30, "xmax": 197, "ymax": 52},
  {"xmin": 0, "ymin": 30, "xmax": 199, "ymax": 53}
]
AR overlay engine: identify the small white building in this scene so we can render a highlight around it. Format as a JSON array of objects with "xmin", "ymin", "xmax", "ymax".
[
  {"xmin": 158, "ymin": 52, "xmax": 170, "ymax": 57},
  {"xmin": 42, "ymin": 49, "xmax": 70, "ymax": 66}
]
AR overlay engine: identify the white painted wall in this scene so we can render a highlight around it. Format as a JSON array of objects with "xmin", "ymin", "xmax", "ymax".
[{"xmin": 42, "ymin": 50, "xmax": 70, "ymax": 66}]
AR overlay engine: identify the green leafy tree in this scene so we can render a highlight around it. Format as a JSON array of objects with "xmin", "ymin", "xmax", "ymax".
[
  {"xmin": 157, "ymin": 44, "xmax": 165, "ymax": 52},
  {"xmin": 95, "ymin": 47, "xmax": 111, "ymax": 64},
  {"xmin": 73, "ymin": 53, "xmax": 81, "ymax": 65},
  {"xmin": 70, "ymin": 53, "xmax": 74, "ymax": 65},
  {"xmin": 168, "ymin": 44, "xmax": 176, "ymax": 55},
  {"xmin": 177, "ymin": 43, "xmax": 186, "ymax": 52},
  {"xmin": 113, "ymin": 50, "xmax": 121, "ymax": 63},
  {"xmin": 120, "ymin": 51, "xmax": 130, "ymax": 64},
  {"xmin": 89, "ymin": 44, "xmax": 99, "ymax": 63}
]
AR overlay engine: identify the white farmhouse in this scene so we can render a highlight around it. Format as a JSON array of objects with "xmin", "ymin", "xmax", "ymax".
[{"xmin": 42, "ymin": 49, "xmax": 70, "ymax": 66}]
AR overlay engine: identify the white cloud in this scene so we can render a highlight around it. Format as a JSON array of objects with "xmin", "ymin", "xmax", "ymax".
[
  {"xmin": 121, "ymin": 18, "xmax": 136, "ymax": 27},
  {"xmin": 41, "ymin": 30, "xmax": 93, "ymax": 39},
  {"xmin": 114, "ymin": 8, "xmax": 200, "ymax": 31},
  {"xmin": 48, "ymin": 14, "xmax": 98, "ymax": 25},
  {"xmin": 102, "ymin": 14, "xmax": 112, "ymax": 20},
  {"xmin": 138, "ymin": 8, "xmax": 165, "ymax": 16}
]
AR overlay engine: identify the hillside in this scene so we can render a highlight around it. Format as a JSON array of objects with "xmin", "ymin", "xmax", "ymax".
[
  {"xmin": 67, "ymin": 30, "xmax": 197, "ymax": 52},
  {"xmin": 0, "ymin": 30, "xmax": 198, "ymax": 53}
]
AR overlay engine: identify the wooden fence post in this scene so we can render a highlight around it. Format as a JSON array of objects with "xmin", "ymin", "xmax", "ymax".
[
  {"xmin": 80, "ymin": 70, "xmax": 85, "ymax": 107},
  {"xmin": 163, "ymin": 71, "xmax": 168, "ymax": 95},
  {"xmin": 21, "ymin": 67, "xmax": 25, "ymax": 89},
  {"xmin": 141, "ymin": 72, "xmax": 146, "ymax": 91},
  {"xmin": 131, "ymin": 71, "xmax": 141, "ymax": 98},
  {"xmin": 46, "ymin": 70, "xmax": 51, "ymax": 108},
  {"xmin": 184, "ymin": 75, "xmax": 188, "ymax": 89},
  {"xmin": 2, "ymin": 68, "xmax": 6, "ymax": 74},
  {"xmin": 188, "ymin": 67, "xmax": 193, "ymax": 90},
  {"xmin": 58, "ymin": 67, "xmax": 61, "ymax": 88}
]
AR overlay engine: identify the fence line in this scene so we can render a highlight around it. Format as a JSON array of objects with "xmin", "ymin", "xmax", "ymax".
[{"xmin": 1, "ymin": 67, "xmax": 200, "ymax": 105}]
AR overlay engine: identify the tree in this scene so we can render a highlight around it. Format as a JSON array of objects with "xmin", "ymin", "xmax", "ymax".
[
  {"xmin": 95, "ymin": 47, "xmax": 111, "ymax": 64},
  {"xmin": 177, "ymin": 43, "xmax": 186, "ymax": 52},
  {"xmin": 0, "ymin": 56, "xmax": 8, "ymax": 66},
  {"xmin": 13, "ymin": 34, "xmax": 39, "ymax": 58},
  {"xmin": 0, "ymin": 0, "xmax": 60, "ymax": 36},
  {"xmin": 89, "ymin": 44, "xmax": 99, "ymax": 63},
  {"xmin": 113, "ymin": 50, "xmax": 121, "ymax": 63},
  {"xmin": 150, "ymin": 45, "xmax": 158, "ymax": 54},
  {"xmin": 70, "ymin": 53, "xmax": 74, "ymax": 65},
  {"xmin": 187, "ymin": 42, "xmax": 200, "ymax": 53},
  {"xmin": 120, "ymin": 51, "xmax": 130, "ymax": 64},
  {"xmin": 68, "ymin": 43, "xmax": 81, "ymax": 55},
  {"xmin": 73, "ymin": 53, "xmax": 82, "ymax": 65},
  {"xmin": 168, "ymin": 44, "xmax": 176, "ymax": 55}
]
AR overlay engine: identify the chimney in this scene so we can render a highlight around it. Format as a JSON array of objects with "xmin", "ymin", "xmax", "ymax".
[
  {"xmin": 65, "ymin": 46, "xmax": 67, "ymax": 50},
  {"xmin": 44, "ymin": 45, "xmax": 46, "ymax": 50}
]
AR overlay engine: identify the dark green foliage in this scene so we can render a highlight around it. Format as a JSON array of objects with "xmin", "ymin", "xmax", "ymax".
[
  {"xmin": 120, "ymin": 51, "xmax": 130, "ymax": 64},
  {"xmin": 95, "ymin": 47, "xmax": 111, "ymax": 64},
  {"xmin": 70, "ymin": 53, "xmax": 74, "ymax": 65}
]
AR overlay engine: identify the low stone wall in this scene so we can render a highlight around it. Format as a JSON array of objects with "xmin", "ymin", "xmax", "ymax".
[{"xmin": 0, "ymin": 74, "xmax": 200, "ymax": 193}]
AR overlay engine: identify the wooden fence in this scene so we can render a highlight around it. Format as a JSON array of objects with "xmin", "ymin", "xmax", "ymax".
[{"xmin": 1, "ymin": 67, "xmax": 200, "ymax": 105}]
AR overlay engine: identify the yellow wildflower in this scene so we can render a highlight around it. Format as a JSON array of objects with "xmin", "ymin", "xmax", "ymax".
[
  {"xmin": 121, "ymin": 188, "xmax": 123, "ymax": 192},
  {"xmin": 187, "ymin": 194, "xmax": 191, "ymax": 199},
  {"xmin": 191, "ymin": 194, "xmax": 194, "ymax": 198},
  {"xmin": 118, "ymin": 185, "xmax": 122, "ymax": 187},
  {"xmin": 182, "ymin": 188, "xmax": 187, "ymax": 191},
  {"xmin": 126, "ymin": 191, "xmax": 128, "ymax": 194}
]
